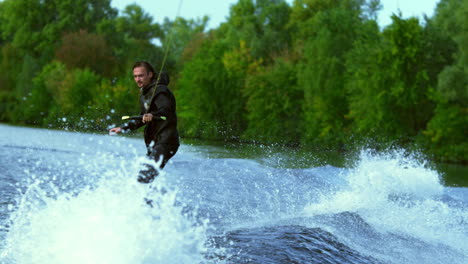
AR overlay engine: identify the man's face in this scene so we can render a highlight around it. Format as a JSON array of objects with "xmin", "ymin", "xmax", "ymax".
[{"xmin": 133, "ymin": 66, "xmax": 153, "ymax": 88}]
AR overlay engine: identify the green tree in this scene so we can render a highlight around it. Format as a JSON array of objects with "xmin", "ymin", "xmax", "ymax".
[
  {"xmin": 346, "ymin": 15, "xmax": 437, "ymax": 145},
  {"xmin": 92, "ymin": 77, "xmax": 139, "ymax": 122},
  {"xmin": 160, "ymin": 16, "xmax": 208, "ymax": 71},
  {"xmin": 115, "ymin": 4, "xmax": 161, "ymax": 41},
  {"xmin": 24, "ymin": 61, "xmax": 67, "ymax": 125},
  {"xmin": 106, "ymin": 4, "xmax": 164, "ymax": 76},
  {"xmin": 291, "ymin": 0, "xmax": 365, "ymax": 146},
  {"xmin": 55, "ymin": 30, "xmax": 116, "ymax": 78},
  {"xmin": 431, "ymin": 0, "xmax": 468, "ymax": 104},
  {"xmin": 422, "ymin": 0, "xmax": 468, "ymax": 162},
  {"xmin": 0, "ymin": 44, "xmax": 23, "ymax": 121},
  {"xmin": 177, "ymin": 32, "xmax": 246, "ymax": 139},
  {"xmin": 9, "ymin": 55, "xmax": 41, "ymax": 122},
  {"xmin": 0, "ymin": 0, "xmax": 117, "ymax": 59},
  {"xmin": 27, "ymin": 61, "xmax": 102, "ymax": 127},
  {"xmin": 345, "ymin": 19, "xmax": 383, "ymax": 139},
  {"xmin": 225, "ymin": 0, "xmax": 291, "ymax": 60},
  {"xmin": 243, "ymin": 54, "xmax": 302, "ymax": 144},
  {"xmin": 176, "ymin": 0, "xmax": 293, "ymax": 140}
]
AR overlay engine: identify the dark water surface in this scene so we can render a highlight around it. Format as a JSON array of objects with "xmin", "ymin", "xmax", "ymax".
[{"xmin": 0, "ymin": 124, "xmax": 466, "ymax": 263}]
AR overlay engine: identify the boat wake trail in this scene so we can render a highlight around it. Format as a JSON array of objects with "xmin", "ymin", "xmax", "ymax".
[
  {"xmin": 0, "ymin": 125, "xmax": 466, "ymax": 264},
  {"xmin": 0, "ymin": 154, "xmax": 216, "ymax": 264}
]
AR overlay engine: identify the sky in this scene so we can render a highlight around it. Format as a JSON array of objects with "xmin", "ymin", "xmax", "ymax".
[{"xmin": 111, "ymin": 0, "xmax": 441, "ymax": 29}]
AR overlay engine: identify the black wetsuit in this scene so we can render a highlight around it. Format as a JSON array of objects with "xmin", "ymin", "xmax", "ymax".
[{"xmin": 122, "ymin": 72, "xmax": 179, "ymax": 183}]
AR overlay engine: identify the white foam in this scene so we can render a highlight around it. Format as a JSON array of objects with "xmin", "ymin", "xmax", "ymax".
[
  {"xmin": 303, "ymin": 149, "xmax": 467, "ymax": 252},
  {"xmin": 1, "ymin": 156, "xmax": 211, "ymax": 264}
]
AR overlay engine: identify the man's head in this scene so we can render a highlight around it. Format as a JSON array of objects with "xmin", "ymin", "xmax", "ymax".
[{"xmin": 133, "ymin": 61, "xmax": 155, "ymax": 88}]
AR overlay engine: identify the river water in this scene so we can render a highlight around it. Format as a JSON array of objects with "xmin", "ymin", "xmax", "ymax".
[{"xmin": 0, "ymin": 124, "xmax": 466, "ymax": 264}]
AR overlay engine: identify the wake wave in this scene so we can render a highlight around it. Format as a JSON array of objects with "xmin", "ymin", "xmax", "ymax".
[
  {"xmin": 303, "ymin": 149, "xmax": 468, "ymax": 262},
  {"xmin": 0, "ymin": 155, "xmax": 215, "ymax": 264},
  {"xmin": 1, "ymin": 126, "xmax": 466, "ymax": 264}
]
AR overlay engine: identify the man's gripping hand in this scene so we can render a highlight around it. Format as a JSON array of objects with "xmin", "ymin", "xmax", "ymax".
[
  {"xmin": 142, "ymin": 113, "xmax": 153, "ymax": 123},
  {"xmin": 109, "ymin": 127, "xmax": 122, "ymax": 136}
]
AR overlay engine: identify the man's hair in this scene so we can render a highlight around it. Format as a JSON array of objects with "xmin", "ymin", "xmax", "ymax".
[{"xmin": 133, "ymin": 61, "xmax": 156, "ymax": 81}]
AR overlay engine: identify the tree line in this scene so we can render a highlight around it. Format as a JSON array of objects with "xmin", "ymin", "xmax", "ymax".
[{"xmin": 0, "ymin": 0, "xmax": 466, "ymax": 163}]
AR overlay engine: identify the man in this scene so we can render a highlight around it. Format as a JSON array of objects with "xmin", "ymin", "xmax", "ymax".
[{"xmin": 109, "ymin": 61, "xmax": 179, "ymax": 183}]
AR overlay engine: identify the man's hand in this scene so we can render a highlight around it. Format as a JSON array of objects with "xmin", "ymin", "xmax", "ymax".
[
  {"xmin": 142, "ymin": 113, "xmax": 153, "ymax": 123},
  {"xmin": 109, "ymin": 127, "xmax": 122, "ymax": 136}
]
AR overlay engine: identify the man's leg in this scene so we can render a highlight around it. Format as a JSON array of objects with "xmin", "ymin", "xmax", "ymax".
[{"xmin": 137, "ymin": 144, "xmax": 179, "ymax": 183}]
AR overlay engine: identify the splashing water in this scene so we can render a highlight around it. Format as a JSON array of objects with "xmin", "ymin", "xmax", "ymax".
[
  {"xmin": 0, "ymin": 155, "xmax": 212, "ymax": 264},
  {"xmin": 304, "ymin": 149, "xmax": 468, "ymax": 254},
  {"xmin": 1, "ymin": 125, "xmax": 466, "ymax": 264}
]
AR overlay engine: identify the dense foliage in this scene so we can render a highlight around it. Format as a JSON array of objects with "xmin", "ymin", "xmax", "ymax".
[{"xmin": 0, "ymin": 0, "xmax": 466, "ymax": 163}]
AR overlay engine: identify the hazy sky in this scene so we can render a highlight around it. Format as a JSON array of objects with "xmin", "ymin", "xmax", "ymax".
[{"xmin": 111, "ymin": 0, "xmax": 440, "ymax": 29}]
